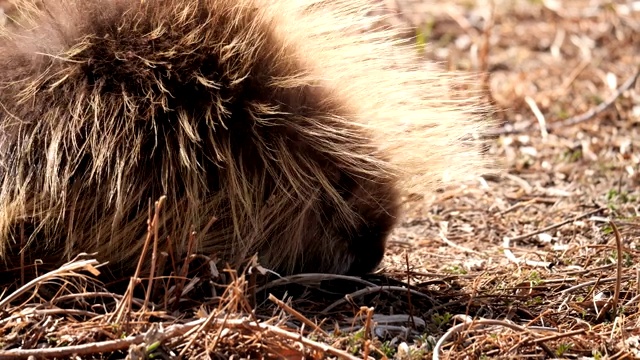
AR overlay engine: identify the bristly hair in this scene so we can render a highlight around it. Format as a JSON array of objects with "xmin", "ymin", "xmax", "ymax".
[{"xmin": 0, "ymin": 0, "xmax": 494, "ymax": 278}]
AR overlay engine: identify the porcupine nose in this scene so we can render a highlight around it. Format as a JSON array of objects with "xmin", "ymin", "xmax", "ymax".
[
  {"xmin": 344, "ymin": 184, "xmax": 399, "ymax": 275},
  {"xmin": 345, "ymin": 215, "xmax": 396, "ymax": 275}
]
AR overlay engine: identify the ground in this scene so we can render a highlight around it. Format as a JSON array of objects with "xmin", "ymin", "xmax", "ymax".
[{"xmin": 1, "ymin": 0, "xmax": 639, "ymax": 359}]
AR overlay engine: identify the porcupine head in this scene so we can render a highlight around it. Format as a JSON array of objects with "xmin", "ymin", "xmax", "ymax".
[{"xmin": 0, "ymin": 0, "xmax": 493, "ymax": 280}]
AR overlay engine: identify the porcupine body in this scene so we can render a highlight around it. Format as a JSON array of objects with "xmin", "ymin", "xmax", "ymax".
[{"xmin": 0, "ymin": 0, "xmax": 492, "ymax": 281}]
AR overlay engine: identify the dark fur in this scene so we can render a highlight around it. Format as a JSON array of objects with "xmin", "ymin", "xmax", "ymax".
[{"xmin": 0, "ymin": 0, "xmax": 491, "ymax": 281}]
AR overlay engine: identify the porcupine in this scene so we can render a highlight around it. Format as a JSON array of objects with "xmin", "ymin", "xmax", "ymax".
[{"xmin": 0, "ymin": 0, "xmax": 492, "ymax": 281}]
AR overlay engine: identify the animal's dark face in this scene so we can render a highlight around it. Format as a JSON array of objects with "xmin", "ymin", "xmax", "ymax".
[
  {"xmin": 344, "ymin": 204, "xmax": 398, "ymax": 275},
  {"xmin": 274, "ymin": 166, "xmax": 400, "ymax": 276},
  {"xmin": 340, "ymin": 173, "xmax": 400, "ymax": 275}
]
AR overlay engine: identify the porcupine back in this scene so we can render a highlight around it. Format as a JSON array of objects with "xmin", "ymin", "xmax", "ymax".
[{"xmin": 0, "ymin": 0, "xmax": 492, "ymax": 280}]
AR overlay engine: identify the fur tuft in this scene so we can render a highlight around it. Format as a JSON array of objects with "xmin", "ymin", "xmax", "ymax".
[{"xmin": 0, "ymin": 0, "xmax": 494, "ymax": 278}]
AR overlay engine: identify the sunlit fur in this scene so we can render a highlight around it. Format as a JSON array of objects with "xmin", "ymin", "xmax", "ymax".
[{"xmin": 0, "ymin": 0, "xmax": 493, "ymax": 279}]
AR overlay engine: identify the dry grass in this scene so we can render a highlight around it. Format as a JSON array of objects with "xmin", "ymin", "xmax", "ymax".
[{"xmin": 1, "ymin": 0, "xmax": 640, "ymax": 359}]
